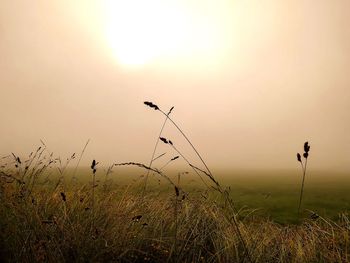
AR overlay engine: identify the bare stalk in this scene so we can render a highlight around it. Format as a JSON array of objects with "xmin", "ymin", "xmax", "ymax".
[
  {"xmin": 142, "ymin": 107, "xmax": 174, "ymax": 196},
  {"xmin": 91, "ymin": 160, "xmax": 98, "ymax": 232},
  {"xmin": 298, "ymin": 158, "xmax": 308, "ymax": 216},
  {"xmin": 145, "ymin": 102, "xmax": 252, "ymax": 262},
  {"xmin": 72, "ymin": 139, "xmax": 90, "ymax": 185},
  {"xmin": 296, "ymin": 141, "xmax": 311, "ymax": 217},
  {"xmin": 158, "ymin": 108, "xmax": 213, "ymax": 179}
]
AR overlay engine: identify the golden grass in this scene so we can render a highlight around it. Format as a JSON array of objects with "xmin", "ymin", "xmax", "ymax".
[
  {"xmin": 0, "ymin": 170, "xmax": 349, "ymax": 262},
  {"xmin": 0, "ymin": 102, "xmax": 348, "ymax": 262}
]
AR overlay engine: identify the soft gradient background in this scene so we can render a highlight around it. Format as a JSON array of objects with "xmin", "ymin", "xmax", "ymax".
[{"xmin": 1, "ymin": 0, "xmax": 349, "ymax": 172}]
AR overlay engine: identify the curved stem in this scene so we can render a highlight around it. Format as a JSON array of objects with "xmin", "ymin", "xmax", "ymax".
[
  {"xmin": 170, "ymin": 144, "xmax": 210, "ymax": 189},
  {"xmin": 158, "ymin": 109, "xmax": 214, "ymax": 179},
  {"xmin": 142, "ymin": 112, "xmax": 170, "ymax": 196}
]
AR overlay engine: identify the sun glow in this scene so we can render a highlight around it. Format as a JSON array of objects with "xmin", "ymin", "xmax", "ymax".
[{"xmin": 102, "ymin": 0, "xmax": 225, "ymax": 67}]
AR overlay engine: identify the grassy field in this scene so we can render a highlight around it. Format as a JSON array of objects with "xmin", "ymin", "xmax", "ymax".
[
  {"xmin": 0, "ymin": 104, "xmax": 348, "ymax": 262},
  {"xmin": 44, "ymin": 167, "xmax": 350, "ymax": 224},
  {"xmin": 86, "ymin": 168, "xmax": 350, "ymax": 224},
  {"xmin": 219, "ymin": 171, "xmax": 350, "ymax": 224},
  {"xmin": 1, "ymin": 151, "xmax": 349, "ymax": 262}
]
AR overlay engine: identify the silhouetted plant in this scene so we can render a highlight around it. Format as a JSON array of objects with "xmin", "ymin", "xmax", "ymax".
[
  {"xmin": 143, "ymin": 101, "xmax": 213, "ymax": 182},
  {"xmin": 142, "ymin": 103, "xmax": 174, "ymax": 195},
  {"xmin": 91, "ymin": 159, "xmax": 98, "ymax": 230},
  {"xmin": 71, "ymin": 139, "xmax": 90, "ymax": 185},
  {"xmin": 159, "ymin": 155, "xmax": 179, "ymax": 171},
  {"xmin": 114, "ymin": 161, "xmax": 177, "ymax": 187},
  {"xmin": 145, "ymin": 102, "xmax": 252, "ymax": 263},
  {"xmin": 297, "ymin": 141, "xmax": 311, "ymax": 216}
]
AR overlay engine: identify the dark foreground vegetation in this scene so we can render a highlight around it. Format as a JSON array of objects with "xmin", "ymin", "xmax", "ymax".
[
  {"xmin": 0, "ymin": 160, "xmax": 349, "ymax": 262},
  {"xmin": 1, "ymin": 102, "xmax": 349, "ymax": 262}
]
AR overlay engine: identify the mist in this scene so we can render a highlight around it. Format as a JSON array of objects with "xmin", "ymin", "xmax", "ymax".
[{"xmin": 1, "ymin": 0, "xmax": 349, "ymax": 172}]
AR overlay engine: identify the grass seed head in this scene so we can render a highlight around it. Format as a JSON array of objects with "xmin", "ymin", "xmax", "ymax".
[
  {"xmin": 159, "ymin": 137, "xmax": 168, "ymax": 144},
  {"xmin": 171, "ymin": 156, "xmax": 179, "ymax": 161},
  {"xmin": 167, "ymin": 106, "xmax": 174, "ymax": 115},
  {"xmin": 144, "ymin": 101, "xmax": 159, "ymax": 110},
  {"xmin": 297, "ymin": 153, "xmax": 302, "ymax": 162}
]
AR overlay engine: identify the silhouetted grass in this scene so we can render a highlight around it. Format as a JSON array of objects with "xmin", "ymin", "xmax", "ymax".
[
  {"xmin": 297, "ymin": 141, "xmax": 311, "ymax": 216},
  {"xmin": 144, "ymin": 101, "xmax": 252, "ymax": 262},
  {"xmin": 0, "ymin": 163, "xmax": 349, "ymax": 262},
  {"xmin": 0, "ymin": 103, "xmax": 349, "ymax": 262}
]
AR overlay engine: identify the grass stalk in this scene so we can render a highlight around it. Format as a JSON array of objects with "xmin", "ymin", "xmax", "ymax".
[
  {"xmin": 297, "ymin": 142, "xmax": 311, "ymax": 217},
  {"xmin": 142, "ymin": 107, "xmax": 174, "ymax": 196},
  {"xmin": 72, "ymin": 139, "xmax": 90, "ymax": 185},
  {"xmin": 298, "ymin": 158, "xmax": 308, "ymax": 216}
]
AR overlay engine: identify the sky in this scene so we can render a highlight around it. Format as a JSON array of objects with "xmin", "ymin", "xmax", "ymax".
[{"xmin": 1, "ymin": 0, "xmax": 349, "ymax": 173}]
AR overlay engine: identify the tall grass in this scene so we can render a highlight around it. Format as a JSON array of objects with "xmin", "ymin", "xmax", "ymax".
[
  {"xmin": 0, "ymin": 105, "xmax": 349, "ymax": 262},
  {"xmin": 0, "ymin": 165, "xmax": 349, "ymax": 262},
  {"xmin": 144, "ymin": 101, "xmax": 251, "ymax": 262}
]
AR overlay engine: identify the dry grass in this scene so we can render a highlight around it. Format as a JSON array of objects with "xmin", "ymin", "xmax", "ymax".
[
  {"xmin": 0, "ymin": 155, "xmax": 349, "ymax": 263},
  {"xmin": 0, "ymin": 102, "xmax": 349, "ymax": 262}
]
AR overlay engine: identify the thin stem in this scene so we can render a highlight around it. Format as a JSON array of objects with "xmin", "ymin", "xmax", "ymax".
[
  {"xmin": 92, "ymin": 170, "xmax": 96, "ymax": 231},
  {"xmin": 170, "ymin": 144, "xmax": 210, "ymax": 189},
  {"xmin": 158, "ymin": 109, "xmax": 213, "ymax": 179},
  {"xmin": 142, "ymin": 109, "xmax": 172, "ymax": 196},
  {"xmin": 159, "ymin": 159, "xmax": 172, "ymax": 171},
  {"xmin": 298, "ymin": 158, "xmax": 308, "ymax": 216},
  {"xmin": 152, "ymin": 152, "xmax": 166, "ymax": 162},
  {"xmin": 151, "ymin": 104, "xmax": 251, "ymax": 262},
  {"xmin": 174, "ymin": 191, "xmax": 178, "ymax": 259},
  {"xmin": 114, "ymin": 162, "xmax": 177, "ymax": 187},
  {"xmin": 72, "ymin": 139, "xmax": 90, "ymax": 185}
]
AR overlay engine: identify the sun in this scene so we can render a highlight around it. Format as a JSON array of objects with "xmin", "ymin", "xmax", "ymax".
[
  {"xmin": 102, "ymin": 0, "xmax": 188, "ymax": 67},
  {"xmin": 102, "ymin": 0, "xmax": 224, "ymax": 68}
]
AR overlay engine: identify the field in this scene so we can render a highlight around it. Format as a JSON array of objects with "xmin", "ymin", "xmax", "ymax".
[
  {"xmin": 1, "ymin": 150, "xmax": 349, "ymax": 262},
  {"xmin": 221, "ymin": 171, "xmax": 350, "ymax": 224}
]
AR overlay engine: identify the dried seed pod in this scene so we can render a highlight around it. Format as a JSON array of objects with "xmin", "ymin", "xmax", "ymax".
[
  {"xmin": 144, "ymin": 101, "xmax": 159, "ymax": 110},
  {"xmin": 91, "ymin": 160, "xmax": 98, "ymax": 171},
  {"xmin": 304, "ymin": 142, "xmax": 310, "ymax": 153},
  {"xmin": 171, "ymin": 156, "xmax": 179, "ymax": 161},
  {"xmin": 297, "ymin": 153, "xmax": 302, "ymax": 162},
  {"xmin": 168, "ymin": 106, "xmax": 174, "ymax": 115},
  {"xmin": 91, "ymin": 160, "xmax": 96, "ymax": 169},
  {"xmin": 159, "ymin": 137, "xmax": 168, "ymax": 144}
]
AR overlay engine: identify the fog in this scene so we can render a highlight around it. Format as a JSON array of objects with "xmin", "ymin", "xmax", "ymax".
[{"xmin": 1, "ymin": 0, "xmax": 349, "ymax": 172}]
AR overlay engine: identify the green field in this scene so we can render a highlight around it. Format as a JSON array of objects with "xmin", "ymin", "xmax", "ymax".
[
  {"xmin": 218, "ymin": 171, "xmax": 350, "ymax": 224},
  {"xmin": 70, "ymin": 167, "xmax": 350, "ymax": 224}
]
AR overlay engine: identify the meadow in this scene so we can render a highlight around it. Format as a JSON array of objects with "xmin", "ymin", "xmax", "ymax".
[
  {"xmin": 0, "ymin": 102, "xmax": 349, "ymax": 262},
  {"xmin": 221, "ymin": 171, "xmax": 350, "ymax": 224},
  {"xmin": 0, "ymin": 151, "xmax": 349, "ymax": 262}
]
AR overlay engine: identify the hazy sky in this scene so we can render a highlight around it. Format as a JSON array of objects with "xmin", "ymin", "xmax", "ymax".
[{"xmin": 1, "ymin": 0, "xmax": 349, "ymax": 172}]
